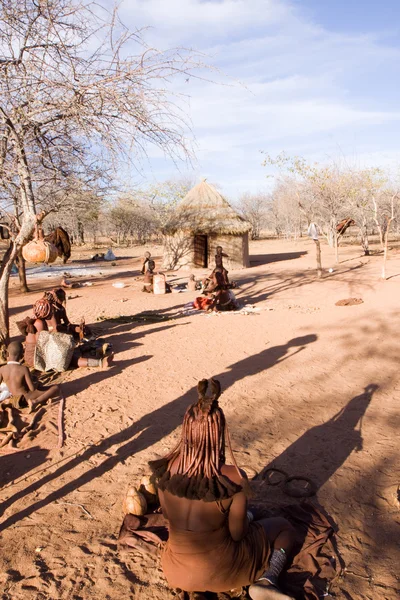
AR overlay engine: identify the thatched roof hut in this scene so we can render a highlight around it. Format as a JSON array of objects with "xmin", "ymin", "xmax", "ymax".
[{"xmin": 162, "ymin": 180, "xmax": 251, "ymax": 270}]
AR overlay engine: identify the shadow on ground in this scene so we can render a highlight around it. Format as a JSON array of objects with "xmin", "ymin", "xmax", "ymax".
[
  {"xmin": 249, "ymin": 251, "xmax": 308, "ymax": 266},
  {"xmin": 0, "ymin": 334, "xmax": 317, "ymax": 529}
]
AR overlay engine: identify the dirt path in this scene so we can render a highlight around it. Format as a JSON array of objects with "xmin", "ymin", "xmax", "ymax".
[{"xmin": 0, "ymin": 238, "xmax": 398, "ymax": 600}]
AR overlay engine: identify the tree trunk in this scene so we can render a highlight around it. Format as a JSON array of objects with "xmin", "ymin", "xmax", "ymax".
[
  {"xmin": 0, "ymin": 213, "xmax": 36, "ymax": 356},
  {"xmin": 15, "ymin": 249, "xmax": 30, "ymax": 293},
  {"xmin": 77, "ymin": 221, "xmax": 85, "ymax": 245},
  {"xmin": 360, "ymin": 223, "xmax": 370, "ymax": 256},
  {"xmin": 314, "ymin": 239, "xmax": 322, "ymax": 278},
  {"xmin": 382, "ymin": 231, "xmax": 388, "ymax": 280},
  {"xmin": 334, "ymin": 232, "xmax": 339, "ymax": 264},
  {"xmin": 381, "ymin": 219, "xmax": 393, "ymax": 280},
  {"xmin": 0, "ymin": 243, "xmax": 18, "ymax": 359}
]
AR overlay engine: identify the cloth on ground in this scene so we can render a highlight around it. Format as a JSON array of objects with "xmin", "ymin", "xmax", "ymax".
[
  {"xmin": 104, "ymin": 248, "xmax": 116, "ymax": 261},
  {"xmin": 0, "ymin": 382, "xmax": 11, "ymax": 402},
  {"xmin": 117, "ymin": 501, "xmax": 340, "ymax": 600},
  {"xmin": 194, "ymin": 297, "xmax": 213, "ymax": 310}
]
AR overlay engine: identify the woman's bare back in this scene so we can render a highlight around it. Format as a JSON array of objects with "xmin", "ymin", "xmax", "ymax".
[{"xmin": 159, "ymin": 463, "xmax": 243, "ymax": 533}]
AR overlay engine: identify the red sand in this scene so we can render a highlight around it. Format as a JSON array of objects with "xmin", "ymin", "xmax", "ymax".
[{"xmin": 0, "ymin": 238, "xmax": 398, "ymax": 599}]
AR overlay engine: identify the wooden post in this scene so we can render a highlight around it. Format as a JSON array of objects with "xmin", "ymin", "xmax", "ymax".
[{"xmin": 314, "ymin": 239, "xmax": 322, "ymax": 278}]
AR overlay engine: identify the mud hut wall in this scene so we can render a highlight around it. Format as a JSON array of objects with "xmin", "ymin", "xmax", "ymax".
[
  {"xmin": 208, "ymin": 233, "xmax": 249, "ymax": 269},
  {"xmin": 162, "ymin": 231, "xmax": 193, "ymax": 270},
  {"xmin": 242, "ymin": 232, "xmax": 250, "ymax": 268}
]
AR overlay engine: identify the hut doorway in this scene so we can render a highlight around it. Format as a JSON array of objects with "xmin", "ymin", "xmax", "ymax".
[{"xmin": 194, "ymin": 234, "xmax": 208, "ymax": 267}]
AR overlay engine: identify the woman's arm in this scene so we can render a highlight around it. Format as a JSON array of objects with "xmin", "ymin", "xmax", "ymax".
[
  {"xmin": 61, "ymin": 307, "xmax": 70, "ymax": 326},
  {"xmin": 158, "ymin": 489, "xmax": 169, "ymax": 520},
  {"xmin": 228, "ymin": 490, "xmax": 249, "ymax": 541}
]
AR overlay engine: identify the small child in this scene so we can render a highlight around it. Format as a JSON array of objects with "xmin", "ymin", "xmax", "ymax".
[
  {"xmin": 0, "ymin": 341, "xmax": 60, "ymax": 412},
  {"xmin": 141, "ymin": 251, "xmax": 152, "ymax": 275},
  {"xmin": 215, "ymin": 246, "xmax": 229, "ymax": 286},
  {"xmin": 142, "ymin": 259, "xmax": 155, "ymax": 293},
  {"xmin": 187, "ymin": 274, "xmax": 198, "ymax": 292}
]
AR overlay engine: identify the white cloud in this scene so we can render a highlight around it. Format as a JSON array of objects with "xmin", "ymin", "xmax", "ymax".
[{"xmin": 103, "ymin": 0, "xmax": 400, "ymax": 196}]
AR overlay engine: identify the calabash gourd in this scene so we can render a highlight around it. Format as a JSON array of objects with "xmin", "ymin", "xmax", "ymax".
[
  {"xmin": 22, "ymin": 226, "xmax": 58, "ymax": 264},
  {"xmin": 123, "ymin": 487, "xmax": 147, "ymax": 515},
  {"xmin": 140, "ymin": 475, "xmax": 157, "ymax": 497}
]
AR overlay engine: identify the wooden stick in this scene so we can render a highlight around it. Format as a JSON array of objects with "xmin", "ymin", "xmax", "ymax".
[
  {"xmin": 58, "ymin": 392, "xmax": 65, "ymax": 449},
  {"xmin": 314, "ymin": 239, "xmax": 322, "ymax": 278}
]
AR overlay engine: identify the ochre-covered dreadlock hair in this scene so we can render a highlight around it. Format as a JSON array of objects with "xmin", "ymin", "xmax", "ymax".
[
  {"xmin": 16, "ymin": 317, "xmax": 37, "ymax": 336},
  {"xmin": 49, "ymin": 288, "xmax": 66, "ymax": 305},
  {"xmin": 33, "ymin": 297, "xmax": 53, "ymax": 319},
  {"xmin": 149, "ymin": 378, "xmax": 243, "ymax": 502}
]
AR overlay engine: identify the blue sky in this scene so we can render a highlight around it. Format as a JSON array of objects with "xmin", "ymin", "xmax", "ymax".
[{"xmin": 115, "ymin": 0, "xmax": 400, "ymax": 199}]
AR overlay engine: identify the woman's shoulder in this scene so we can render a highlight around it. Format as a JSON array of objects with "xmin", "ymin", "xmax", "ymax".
[{"xmin": 221, "ymin": 464, "xmax": 246, "ymax": 485}]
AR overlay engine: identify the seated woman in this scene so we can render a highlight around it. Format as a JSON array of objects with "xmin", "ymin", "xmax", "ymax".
[
  {"xmin": 150, "ymin": 379, "xmax": 295, "ymax": 599},
  {"xmin": 16, "ymin": 317, "xmax": 41, "ymax": 368},
  {"xmin": 33, "ymin": 288, "xmax": 89, "ymax": 340},
  {"xmin": 206, "ymin": 270, "xmax": 238, "ymax": 312},
  {"xmin": 30, "ymin": 292, "xmax": 111, "ymax": 370}
]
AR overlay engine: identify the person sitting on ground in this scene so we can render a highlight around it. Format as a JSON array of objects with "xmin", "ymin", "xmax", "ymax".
[
  {"xmin": 205, "ymin": 270, "xmax": 238, "ymax": 312},
  {"xmin": 91, "ymin": 252, "xmax": 105, "ymax": 261},
  {"xmin": 202, "ymin": 270, "xmax": 220, "ymax": 296},
  {"xmin": 209, "ymin": 286, "xmax": 238, "ymax": 312},
  {"xmin": 61, "ymin": 276, "xmax": 80, "ymax": 289},
  {"xmin": 21, "ymin": 311, "xmax": 112, "ymax": 371},
  {"xmin": 149, "ymin": 378, "xmax": 295, "ymax": 599},
  {"xmin": 141, "ymin": 251, "xmax": 152, "ymax": 275},
  {"xmin": 16, "ymin": 317, "xmax": 40, "ymax": 368},
  {"xmin": 33, "ymin": 288, "xmax": 90, "ymax": 340},
  {"xmin": 0, "ymin": 342, "xmax": 60, "ymax": 412},
  {"xmin": 187, "ymin": 274, "xmax": 199, "ymax": 292},
  {"xmin": 142, "ymin": 259, "xmax": 155, "ymax": 293}
]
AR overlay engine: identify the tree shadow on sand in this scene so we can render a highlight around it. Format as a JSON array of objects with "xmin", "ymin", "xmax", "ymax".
[
  {"xmin": 249, "ymin": 251, "xmax": 308, "ymax": 266},
  {"xmin": 0, "ymin": 447, "xmax": 49, "ymax": 487},
  {"xmin": 61, "ymin": 321, "xmax": 188, "ymax": 397},
  {"xmin": 0, "ymin": 334, "xmax": 318, "ymax": 529},
  {"xmin": 238, "ymin": 262, "xmax": 369, "ymax": 305}
]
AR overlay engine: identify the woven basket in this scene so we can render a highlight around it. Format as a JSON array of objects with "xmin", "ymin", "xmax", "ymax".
[{"xmin": 34, "ymin": 331, "xmax": 76, "ymax": 372}]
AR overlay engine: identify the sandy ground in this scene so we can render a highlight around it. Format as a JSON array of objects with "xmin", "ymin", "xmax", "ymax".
[{"xmin": 0, "ymin": 238, "xmax": 399, "ymax": 600}]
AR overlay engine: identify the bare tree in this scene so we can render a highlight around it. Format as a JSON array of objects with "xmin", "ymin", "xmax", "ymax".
[
  {"xmin": 145, "ymin": 177, "xmax": 194, "ymax": 229},
  {"xmin": 237, "ymin": 192, "xmax": 269, "ymax": 240},
  {"xmin": 0, "ymin": 0, "xmax": 211, "ymax": 353},
  {"xmin": 349, "ymin": 168, "xmax": 386, "ymax": 256},
  {"xmin": 264, "ymin": 154, "xmax": 353, "ymax": 263},
  {"xmin": 372, "ymin": 189, "xmax": 399, "ymax": 279},
  {"xmin": 269, "ymin": 178, "xmax": 304, "ymax": 239}
]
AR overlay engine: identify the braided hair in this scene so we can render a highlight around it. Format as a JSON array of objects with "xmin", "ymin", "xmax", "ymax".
[
  {"xmin": 32, "ymin": 288, "xmax": 66, "ymax": 320},
  {"xmin": 150, "ymin": 379, "xmax": 243, "ymax": 502},
  {"xmin": 49, "ymin": 288, "xmax": 66, "ymax": 305},
  {"xmin": 16, "ymin": 317, "xmax": 37, "ymax": 336},
  {"xmin": 33, "ymin": 297, "xmax": 53, "ymax": 319}
]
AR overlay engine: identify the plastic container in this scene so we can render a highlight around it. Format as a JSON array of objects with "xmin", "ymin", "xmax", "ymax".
[{"xmin": 153, "ymin": 273, "xmax": 166, "ymax": 295}]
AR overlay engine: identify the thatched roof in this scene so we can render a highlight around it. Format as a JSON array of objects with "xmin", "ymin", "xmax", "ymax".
[{"xmin": 164, "ymin": 180, "xmax": 251, "ymax": 235}]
